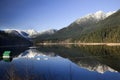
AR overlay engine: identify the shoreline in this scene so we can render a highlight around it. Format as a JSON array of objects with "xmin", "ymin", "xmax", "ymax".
[{"xmin": 36, "ymin": 43, "xmax": 120, "ymax": 46}]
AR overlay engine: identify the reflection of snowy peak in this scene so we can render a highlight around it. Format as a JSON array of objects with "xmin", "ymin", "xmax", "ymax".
[
  {"xmin": 18, "ymin": 49, "xmax": 56, "ymax": 58},
  {"xmin": 18, "ymin": 49, "xmax": 38, "ymax": 58},
  {"xmin": 77, "ymin": 61, "xmax": 117, "ymax": 74},
  {"xmin": 75, "ymin": 10, "xmax": 115, "ymax": 25}
]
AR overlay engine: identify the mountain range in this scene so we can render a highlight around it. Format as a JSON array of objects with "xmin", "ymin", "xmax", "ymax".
[
  {"xmin": 1, "ymin": 9, "xmax": 120, "ymax": 46},
  {"xmin": 34, "ymin": 9, "xmax": 120, "ymax": 43},
  {"xmin": 0, "ymin": 29, "xmax": 57, "ymax": 46}
]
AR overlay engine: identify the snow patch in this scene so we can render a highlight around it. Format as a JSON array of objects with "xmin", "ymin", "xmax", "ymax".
[{"xmin": 75, "ymin": 10, "xmax": 116, "ymax": 24}]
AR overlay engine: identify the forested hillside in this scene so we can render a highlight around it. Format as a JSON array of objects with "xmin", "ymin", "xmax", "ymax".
[
  {"xmin": 34, "ymin": 9, "xmax": 120, "ymax": 43},
  {"xmin": 79, "ymin": 9, "xmax": 120, "ymax": 42}
]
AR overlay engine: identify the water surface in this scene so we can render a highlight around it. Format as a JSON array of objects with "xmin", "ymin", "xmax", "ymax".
[{"xmin": 0, "ymin": 45, "xmax": 120, "ymax": 80}]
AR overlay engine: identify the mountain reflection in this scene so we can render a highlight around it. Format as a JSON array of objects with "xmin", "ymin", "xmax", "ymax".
[
  {"xmin": 0, "ymin": 45, "xmax": 120, "ymax": 80},
  {"xmin": 19, "ymin": 48, "xmax": 117, "ymax": 74},
  {"xmin": 36, "ymin": 45, "xmax": 120, "ymax": 72}
]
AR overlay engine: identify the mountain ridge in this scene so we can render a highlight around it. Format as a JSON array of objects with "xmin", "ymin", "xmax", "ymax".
[
  {"xmin": 0, "ymin": 30, "xmax": 32, "ymax": 46},
  {"xmin": 34, "ymin": 10, "xmax": 118, "ymax": 43}
]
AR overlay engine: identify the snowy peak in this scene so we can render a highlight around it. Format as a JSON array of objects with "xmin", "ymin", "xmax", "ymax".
[
  {"xmin": 25, "ymin": 29, "xmax": 38, "ymax": 36},
  {"xmin": 3, "ymin": 29, "xmax": 29, "ymax": 39},
  {"xmin": 2, "ymin": 29, "xmax": 38, "ymax": 38},
  {"xmin": 1, "ymin": 29, "xmax": 57, "ymax": 39},
  {"xmin": 93, "ymin": 10, "xmax": 116, "ymax": 19},
  {"xmin": 93, "ymin": 10, "xmax": 105, "ymax": 19},
  {"xmin": 75, "ymin": 10, "xmax": 116, "ymax": 24}
]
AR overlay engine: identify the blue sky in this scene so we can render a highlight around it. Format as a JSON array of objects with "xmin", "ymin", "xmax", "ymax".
[{"xmin": 0, "ymin": 0, "xmax": 120, "ymax": 31}]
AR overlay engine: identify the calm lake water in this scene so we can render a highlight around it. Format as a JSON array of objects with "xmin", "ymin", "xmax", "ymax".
[{"xmin": 0, "ymin": 45, "xmax": 120, "ymax": 80}]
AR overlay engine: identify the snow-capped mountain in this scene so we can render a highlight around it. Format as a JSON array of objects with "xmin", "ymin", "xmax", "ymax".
[
  {"xmin": 25, "ymin": 29, "xmax": 38, "ymax": 36},
  {"xmin": 0, "ymin": 29, "xmax": 32, "ymax": 46},
  {"xmin": 25, "ymin": 29, "xmax": 57, "ymax": 38},
  {"xmin": 75, "ymin": 10, "xmax": 116, "ymax": 24},
  {"xmin": 2, "ymin": 29, "xmax": 38, "ymax": 39},
  {"xmin": 3, "ymin": 29, "xmax": 29, "ymax": 39},
  {"xmin": 1, "ymin": 29, "xmax": 57, "ymax": 39}
]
